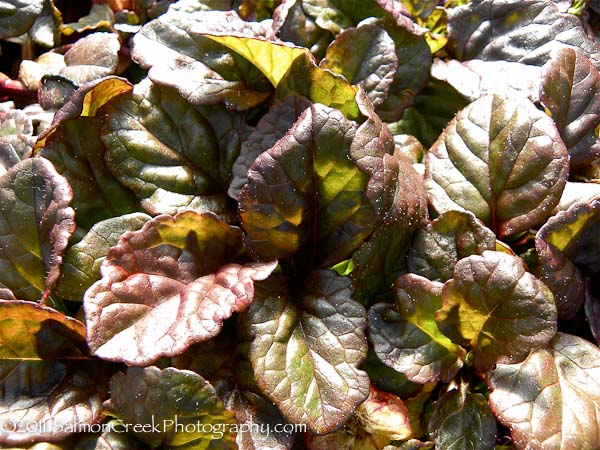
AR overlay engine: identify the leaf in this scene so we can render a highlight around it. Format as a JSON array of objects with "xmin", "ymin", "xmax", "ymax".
[
  {"xmin": 105, "ymin": 366, "xmax": 238, "ymax": 449},
  {"xmin": 585, "ymin": 278, "xmax": 600, "ymax": 345},
  {"xmin": 320, "ymin": 22, "xmax": 397, "ymax": 108},
  {"xmin": 228, "ymin": 94, "xmax": 311, "ymax": 201},
  {"xmin": 407, "ymin": 210, "xmax": 496, "ymax": 282},
  {"xmin": 0, "ymin": 157, "xmax": 75, "ymax": 301},
  {"xmin": 85, "ymin": 211, "xmax": 277, "ymax": 365},
  {"xmin": 369, "ymin": 274, "xmax": 465, "ymax": 383},
  {"xmin": 28, "ymin": 0, "xmax": 61, "ymax": 48},
  {"xmin": 239, "ymin": 103, "xmax": 375, "ymax": 269},
  {"xmin": 132, "ymin": 9, "xmax": 273, "ymax": 111},
  {"xmin": 536, "ymin": 196, "xmax": 600, "ymax": 272},
  {"xmin": 35, "ymin": 76, "xmax": 133, "ymax": 149},
  {"xmin": 428, "ymin": 385, "xmax": 497, "ymax": 450},
  {"xmin": 301, "ymin": 0, "xmax": 410, "ymax": 35},
  {"xmin": 425, "ymin": 94, "xmax": 569, "ymax": 238},
  {"xmin": 359, "ymin": 348, "xmax": 422, "ymax": 398},
  {"xmin": 0, "ymin": 301, "xmax": 104, "ymax": 446},
  {"xmin": 0, "ymin": 0, "xmax": 45, "ymax": 39},
  {"xmin": 387, "ymin": 78, "xmax": 467, "ymax": 149},
  {"xmin": 274, "ymin": 53, "xmax": 360, "ymax": 119},
  {"xmin": 436, "ymin": 251, "xmax": 557, "ymax": 372},
  {"xmin": 272, "ymin": 0, "xmax": 334, "ymax": 60},
  {"xmin": 488, "ymin": 333, "xmax": 600, "ymax": 450},
  {"xmin": 448, "ymin": 0, "xmax": 600, "ymax": 67},
  {"xmin": 74, "ymin": 420, "xmax": 145, "ymax": 450},
  {"xmin": 0, "ymin": 109, "xmax": 33, "ymax": 136},
  {"xmin": 349, "ymin": 98, "xmax": 428, "ymax": 302},
  {"xmin": 56, "ymin": 213, "xmax": 151, "ymax": 301},
  {"xmin": 373, "ymin": 18, "xmax": 432, "ymax": 122},
  {"xmin": 0, "ymin": 135, "xmax": 35, "ymax": 177},
  {"xmin": 431, "ymin": 59, "xmax": 543, "ymax": 103},
  {"xmin": 229, "ymin": 389, "xmax": 296, "ymax": 450},
  {"xmin": 59, "ymin": 33, "xmax": 121, "ymax": 85},
  {"xmin": 60, "ymin": 4, "xmax": 114, "ymax": 36},
  {"xmin": 540, "ymin": 48, "xmax": 600, "ymax": 171},
  {"xmin": 39, "ymin": 117, "xmax": 141, "ymax": 229},
  {"xmin": 100, "ymin": 78, "xmax": 228, "ymax": 215},
  {"xmin": 244, "ymin": 271, "xmax": 370, "ymax": 434},
  {"xmin": 355, "ymin": 385, "xmax": 412, "ymax": 441}
]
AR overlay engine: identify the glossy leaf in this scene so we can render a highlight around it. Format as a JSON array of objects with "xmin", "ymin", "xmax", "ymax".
[
  {"xmin": 355, "ymin": 385, "xmax": 412, "ymax": 441},
  {"xmin": 536, "ymin": 196, "xmax": 600, "ymax": 272},
  {"xmin": 0, "ymin": 302, "xmax": 103, "ymax": 445},
  {"xmin": 321, "ymin": 22, "xmax": 397, "ymax": 108},
  {"xmin": 387, "ymin": 78, "xmax": 467, "ymax": 149},
  {"xmin": 39, "ymin": 117, "xmax": 141, "ymax": 229},
  {"xmin": 408, "ymin": 210, "xmax": 496, "ymax": 282},
  {"xmin": 60, "ymin": 33, "xmax": 121, "ymax": 85},
  {"xmin": 85, "ymin": 211, "xmax": 276, "ymax": 365},
  {"xmin": 60, "ymin": 4, "xmax": 114, "ymax": 36},
  {"xmin": 100, "ymin": 78, "xmax": 227, "ymax": 215},
  {"xmin": 436, "ymin": 251, "xmax": 557, "ymax": 372},
  {"xmin": 0, "ymin": 158, "xmax": 75, "ymax": 301},
  {"xmin": 426, "ymin": 94, "xmax": 569, "ymax": 238},
  {"xmin": 244, "ymin": 271, "xmax": 370, "ymax": 434},
  {"xmin": 488, "ymin": 333, "xmax": 600, "ymax": 450},
  {"xmin": 369, "ymin": 274, "xmax": 465, "ymax": 384},
  {"xmin": 35, "ymin": 76, "xmax": 133, "ymax": 149},
  {"xmin": 228, "ymin": 94, "xmax": 311, "ymax": 201},
  {"xmin": 57, "ymin": 213, "xmax": 151, "ymax": 301},
  {"xmin": 428, "ymin": 385, "xmax": 497, "ymax": 450},
  {"xmin": 448, "ymin": 0, "xmax": 600, "ymax": 67},
  {"xmin": 0, "ymin": 0, "xmax": 45, "ymax": 39},
  {"xmin": 431, "ymin": 59, "xmax": 543, "ymax": 103},
  {"xmin": 373, "ymin": 18, "xmax": 432, "ymax": 122},
  {"xmin": 540, "ymin": 48, "xmax": 600, "ymax": 171},
  {"xmin": 132, "ymin": 9, "xmax": 273, "ymax": 111},
  {"xmin": 105, "ymin": 366, "xmax": 237, "ymax": 449},
  {"xmin": 359, "ymin": 349, "xmax": 422, "ymax": 398},
  {"xmin": 239, "ymin": 103, "xmax": 375, "ymax": 268}
]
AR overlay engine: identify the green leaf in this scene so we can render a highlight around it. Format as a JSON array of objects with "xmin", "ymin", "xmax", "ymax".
[
  {"xmin": 540, "ymin": 48, "xmax": 600, "ymax": 171},
  {"xmin": 132, "ymin": 9, "xmax": 273, "ymax": 111},
  {"xmin": 56, "ymin": 213, "xmax": 151, "ymax": 301},
  {"xmin": 244, "ymin": 271, "xmax": 370, "ymax": 434},
  {"xmin": 400, "ymin": 0, "xmax": 438, "ymax": 19},
  {"xmin": 85, "ymin": 211, "xmax": 277, "ymax": 365},
  {"xmin": 229, "ymin": 94, "xmax": 311, "ymax": 201},
  {"xmin": 0, "ymin": 158, "xmax": 75, "ymax": 301},
  {"xmin": 39, "ymin": 117, "xmax": 141, "ymax": 229},
  {"xmin": 387, "ymin": 78, "xmax": 467, "ymax": 149},
  {"xmin": 436, "ymin": 251, "xmax": 557, "ymax": 372},
  {"xmin": 105, "ymin": 366, "xmax": 237, "ymax": 449},
  {"xmin": 100, "ymin": 78, "xmax": 229, "ymax": 215},
  {"xmin": 408, "ymin": 210, "xmax": 496, "ymax": 282},
  {"xmin": 426, "ymin": 94, "xmax": 569, "ymax": 238},
  {"xmin": 428, "ymin": 384, "xmax": 497, "ymax": 450},
  {"xmin": 320, "ymin": 21, "xmax": 397, "ymax": 108},
  {"xmin": 449, "ymin": 0, "xmax": 600, "ymax": 67},
  {"xmin": 0, "ymin": 0, "xmax": 45, "ymax": 39},
  {"xmin": 239, "ymin": 103, "xmax": 375, "ymax": 269},
  {"xmin": 0, "ymin": 301, "xmax": 104, "ymax": 446},
  {"xmin": 488, "ymin": 333, "xmax": 600, "ymax": 450},
  {"xmin": 369, "ymin": 274, "xmax": 465, "ymax": 383},
  {"xmin": 359, "ymin": 348, "xmax": 422, "ymax": 398}
]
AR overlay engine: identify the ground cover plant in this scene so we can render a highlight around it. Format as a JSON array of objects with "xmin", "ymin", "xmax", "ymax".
[{"xmin": 1, "ymin": 0, "xmax": 600, "ymax": 449}]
